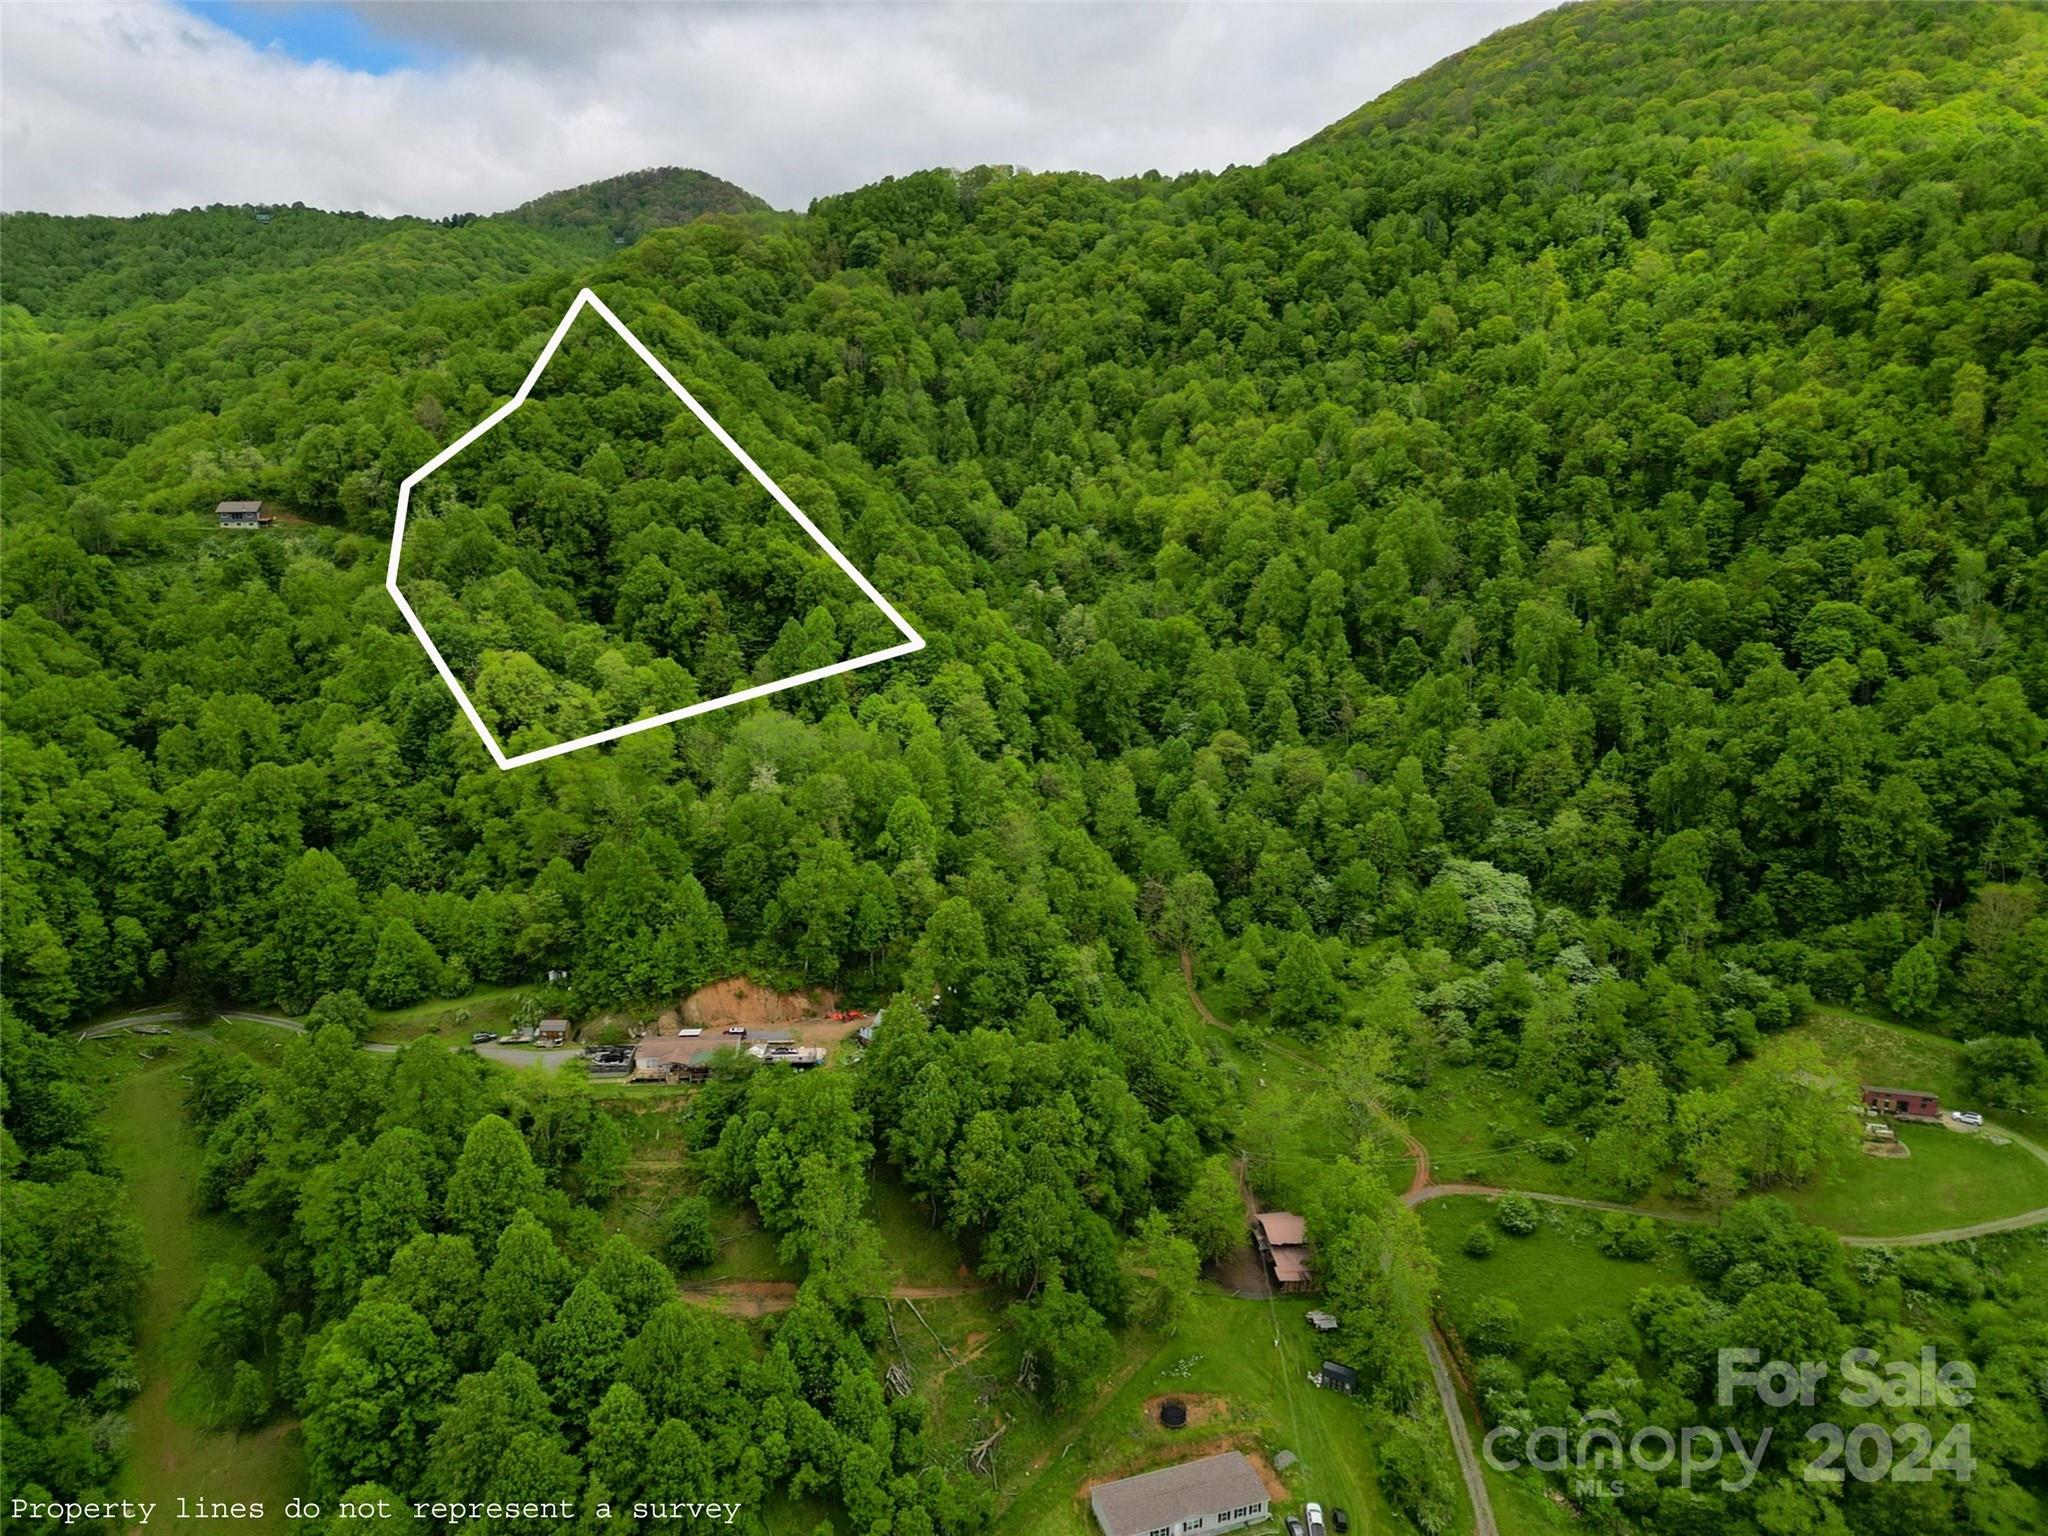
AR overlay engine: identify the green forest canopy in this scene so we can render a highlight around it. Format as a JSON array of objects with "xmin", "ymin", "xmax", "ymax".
[{"xmin": 4, "ymin": 4, "xmax": 2048, "ymax": 1535}]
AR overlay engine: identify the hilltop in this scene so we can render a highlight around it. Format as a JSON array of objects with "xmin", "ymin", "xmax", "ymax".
[{"xmin": 497, "ymin": 165, "xmax": 774, "ymax": 239}]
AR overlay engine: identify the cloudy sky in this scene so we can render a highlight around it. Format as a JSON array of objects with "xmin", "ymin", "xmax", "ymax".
[{"xmin": 2, "ymin": 1, "xmax": 1550, "ymax": 218}]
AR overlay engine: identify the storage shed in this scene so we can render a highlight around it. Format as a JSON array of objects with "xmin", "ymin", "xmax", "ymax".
[
  {"xmin": 1862, "ymin": 1085, "xmax": 1941, "ymax": 1121},
  {"xmin": 1316, "ymin": 1360, "xmax": 1358, "ymax": 1394}
]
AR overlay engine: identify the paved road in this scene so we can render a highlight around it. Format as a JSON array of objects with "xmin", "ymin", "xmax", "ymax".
[{"xmin": 78, "ymin": 1008, "xmax": 580, "ymax": 1069}]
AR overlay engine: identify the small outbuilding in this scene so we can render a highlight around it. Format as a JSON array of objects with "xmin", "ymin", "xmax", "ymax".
[
  {"xmin": 536, "ymin": 1017, "xmax": 570, "ymax": 1046},
  {"xmin": 1863, "ymin": 1085, "xmax": 1941, "ymax": 1121},
  {"xmin": 1316, "ymin": 1360, "xmax": 1358, "ymax": 1395},
  {"xmin": 1088, "ymin": 1450, "xmax": 1268, "ymax": 1536},
  {"xmin": 1306, "ymin": 1310, "xmax": 1340, "ymax": 1333}
]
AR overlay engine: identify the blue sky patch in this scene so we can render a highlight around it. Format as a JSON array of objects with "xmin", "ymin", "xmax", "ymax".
[{"xmin": 184, "ymin": 3, "xmax": 446, "ymax": 75}]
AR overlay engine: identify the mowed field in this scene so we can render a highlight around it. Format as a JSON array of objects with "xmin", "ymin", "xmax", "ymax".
[
  {"xmin": 1778, "ymin": 1118, "xmax": 2048, "ymax": 1236},
  {"xmin": 1774, "ymin": 1013, "xmax": 2048, "ymax": 1236},
  {"xmin": 1417, "ymin": 1196, "xmax": 1692, "ymax": 1340},
  {"xmin": 94, "ymin": 1036, "xmax": 303, "ymax": 1533}
]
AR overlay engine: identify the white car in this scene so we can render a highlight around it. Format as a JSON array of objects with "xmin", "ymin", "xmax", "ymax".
[
  {"xmin": 1305, "ymin": 1503, "xmax": 1326, "ymax": 1536},
  {"xmin": 1951, "ymin": 1111, "xmax": 1984, "ymax": 1127}
]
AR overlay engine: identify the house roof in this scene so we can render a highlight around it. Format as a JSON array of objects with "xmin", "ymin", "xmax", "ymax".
[
  {"xmin": 1320, "ymin": 1360, "xmax": 1358, "ymax": 1382},
  {"xmin": 1863, "ymin": 1085, "xmax": 1936, "ymax": 1097},
  {"xmin": 1088, "ymin": 1451, "xmax": 1266, "ymax": 1536},
  {"xmin": 1267, "ymin": 1247, "xmax": 1311, "ymax": 1284},
  {"xmin": 216, "ymin": 500, "xmax": 262, "ymax": 514},
  {"xmin": 1255, "ymin": 1212, "xmax": 1307, "ymax": 1246},
  {"xmin": 634, "ymin": 1037, "xmax": 723, "ymax": 1065}
]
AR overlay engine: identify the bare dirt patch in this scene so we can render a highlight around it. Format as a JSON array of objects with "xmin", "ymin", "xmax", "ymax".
[
  {"xmin": 679, "ymin": 1280, "xmax": 797, "ymax": 1317},
  {"xmin": 1208, "ymin": 1242, "xmax": 1273, "ymax": 1297},
  {"xmin": 681, "ymin": 1279, "xmax": 982, "ymax": 1319},
  {"xmin": 679, "ymin": 978, "xmax": 838, "ymax": 1030},
  {"xmin": 1143, "ymin": 1392, "xmax": 1228, "ymax": 1429}
]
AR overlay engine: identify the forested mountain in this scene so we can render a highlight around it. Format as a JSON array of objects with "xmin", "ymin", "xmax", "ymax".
[
  {"xmin": 393, "ymin": 307, "xmax": 901, "ymax": 754},
  {"xmin": 500, "ymin": 167, "xmax": 775, "ymax": 238},
  {"xmin": 5, "ymin": 4, "xmax": 2047, "ymax": 1535}
]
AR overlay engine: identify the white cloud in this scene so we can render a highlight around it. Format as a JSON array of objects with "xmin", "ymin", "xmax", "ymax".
[{"xmin": 0, "ymin": 1, "xmax": 1553, "ymax": 217}]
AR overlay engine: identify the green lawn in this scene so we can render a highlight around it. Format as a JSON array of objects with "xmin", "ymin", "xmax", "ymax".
[
  {"xmin": 1396, "ymin": 1064, "xmax": 1611, "ymax": 1201},
  {"xmin": 100, "ymin": 1042, "xmax": 303, "ymax": 1532},
  {"xmin": 870, "ymin": 1172, "xmax": 969, "ymax": 1287},
  {"xmin": 1768, "ymin": 1009, "xmax": 2048, "ymax": 1235},
  {"xmin": 1419, "ymin": 1196, "xmax": 1692, "ymax": 1340},
  {"xmin": 1796, "ymin": 1009, "xmax": 1972, "ymax": 1106},
  {"xmin": 1778, "ymin": 1120, "xmax": 2048, "ymax": 1236},
  {"xmin": 364, "ymin": 984, "xmax": 532, "ymax": 1044},
  {"xmin": 990, "ymin": 1291, "xmax": 1435, "ymax": 1536}
]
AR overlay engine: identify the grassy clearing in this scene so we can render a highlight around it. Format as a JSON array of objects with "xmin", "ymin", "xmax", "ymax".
[
  {"xmin": 1418, "ymin": 1196, "xmax": 1692, "ymax": 1340},
  {"xmin": 986, "ymin": 1291, "xmax": 1430, "ymax": 1536},
  {"xmin": 100, "ymin": 1041, "xmax": 302, "ymax": 1532},
  {"xmin": 1396, "ymin": 1064, "xmax": 1613, "ymax": 1201},
  {"xmin": 364, "ymin": 984, "xmax": 531, "ymax": 1044},
  {"xmin": 1174, "ymin": 967, "xmax": 1414, "ymax": 1204},
  {"xmin": 1771, "ymin": 1008, "xmax": 2048, "ymax": 1234},
  {"xmin": 871, "ymin": 1173, "xmax": 969, "ymax": 1286},
  {"xmin": 1421, "ymin": 1197, "xmax": 1691, "ymax": 1531},
  {"xmin": 1795, "ymin": 1009, "xmax": 1972, "ymax": 1106},
  {"xmin": 1794, "ymin": 1006, "xmax": 2048, "ymax": 1135},
  {"xmin": 1778, "ymin": 1120, "xmax": 2048, "ymax": 1235}
]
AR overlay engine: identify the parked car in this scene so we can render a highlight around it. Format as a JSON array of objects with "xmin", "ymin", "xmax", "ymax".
[
  {"xmin": 1285, "ymin": 1519, "xmax": 1304, "ymax": 1536},
  {"xmin": 724, "ymin": 1026, "xmax": 748, "ymax": 1036},
  {"xmin": 1951, "ymin": 1110, "xmax": 1984, "ymax": 1127},
  {"xmin": 471, "ymin": 1031, "xmax": 498, "ymax": 1044},
  {"xmin": 1332, "ymin": 1509, "xmax": 1349, "ymax": 1534},
  {"xmin": 1305, "ymin": 1502, "xmax": 1326, "ymax": 1536}
]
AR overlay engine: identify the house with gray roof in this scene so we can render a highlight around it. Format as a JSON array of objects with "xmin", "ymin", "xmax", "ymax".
[{"xmin": 1089, "ymin": 1450, "xmax": 1268, "ymax": 1536}]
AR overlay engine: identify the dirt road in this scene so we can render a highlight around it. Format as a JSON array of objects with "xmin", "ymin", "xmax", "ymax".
[
  {"xmin": 81, "ymin": 1007, "xmax": 583, "ymax": 1069},
  {"xmin": 678, "ymin": 1280, "xmax": 984, "ymax": 1318}
]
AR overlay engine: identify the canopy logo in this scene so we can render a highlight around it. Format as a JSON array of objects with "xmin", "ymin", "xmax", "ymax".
[{"xmin": 386, "ymin": 287, "xmax": 924, "ymax": 769}]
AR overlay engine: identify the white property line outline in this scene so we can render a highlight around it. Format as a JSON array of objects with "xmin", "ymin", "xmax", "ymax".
[{"xmin": 386, "ymin": 288, "xmax": 925, "ymax": 770}]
